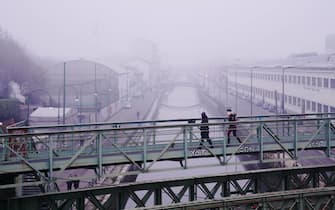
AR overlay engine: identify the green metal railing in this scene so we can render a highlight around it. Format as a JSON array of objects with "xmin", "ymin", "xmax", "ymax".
[
  {"xmin": 0, "ymin": 113, "xmax": 335, "ymax": 191},
  {"xmin": 4, "ymin": 164, "xmax": 335, "ymax": 210}
]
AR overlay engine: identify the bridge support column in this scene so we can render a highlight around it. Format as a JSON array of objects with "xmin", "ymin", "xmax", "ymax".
[
  {"xmin": 76, "ymin": 196, "xmax": 85, "ymax": 210},
  {"xmin": 154, "ymin": 188, "xmax": 162, "ymax": 205},
  {"xmin": 222, "ymin": 180, "xmax": 230, "ymax": 197},
  {"xmin": 189, "ymin": 184, "xmax": 196, "ymax": 201},
  {"xmin": 15, "ymin": 175, "xmax": 22, "ymax": 197}
]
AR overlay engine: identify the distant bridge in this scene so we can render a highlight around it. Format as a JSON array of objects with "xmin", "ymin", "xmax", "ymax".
[
  {"xmin": 3, "ymin": 164, "xmax": 335, "ymax": 210},
  {"xmin": 0, "ymin": 113, "xmax": 335, "ymax": 191}
]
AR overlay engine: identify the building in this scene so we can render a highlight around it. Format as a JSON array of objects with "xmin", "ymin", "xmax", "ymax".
[{"xmin": 29, "ymin": 107, "xmax": 78, "ymax": 126}]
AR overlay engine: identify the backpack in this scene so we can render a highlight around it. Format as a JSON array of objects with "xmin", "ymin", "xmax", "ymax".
[{"xmin": 228, "ymin": 113, "xmax": 237, "ymax": 121}]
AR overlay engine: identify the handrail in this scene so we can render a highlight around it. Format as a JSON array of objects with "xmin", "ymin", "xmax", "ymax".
[
  {"xmin": 6, "ymin": 112, "xmax": 335, "ymax": 131},
  {"xmin": 1, "ymin": 115, "xmax": 334, "ymax": 138}
]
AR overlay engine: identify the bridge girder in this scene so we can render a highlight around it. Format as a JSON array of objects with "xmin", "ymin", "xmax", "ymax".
[{"xmin": 3, "ymin": 164, "xmax": 335, "ymax": 210}]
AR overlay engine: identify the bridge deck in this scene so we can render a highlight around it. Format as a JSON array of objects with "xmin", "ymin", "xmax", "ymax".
[{"xmin": 0, "ymin": 113, "xmax": 335, "ymax": 190}]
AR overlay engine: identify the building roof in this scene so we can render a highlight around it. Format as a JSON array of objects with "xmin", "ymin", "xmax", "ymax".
[{"xmin": 30, "ymin": 107, "xmax": 72, "ymax": 118}]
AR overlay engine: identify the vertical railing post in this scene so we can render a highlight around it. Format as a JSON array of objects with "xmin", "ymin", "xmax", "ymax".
[
  {"xmin": 189, "ymin": 124, "xmax": 193, "ymax": 144},
  {"xmin": 294, "ymin": 120, "xmax": 298, "ymax": 160},
  {"xmin": 2, "ymin": 137, "xmax": 7, "ymax": 161},
  {"xmin": 97, "ymin": 132, "xmax": 103, "ymax": 178},
  {"xmin": 113, "ymin": 124, "xmax": 117, "ymax": 145},
  {"xmin": 223, "ymin": 124, "xmax": 227, "ymax": 164},
  {"xmin": 257, "ymin": 123, "xmax": 264, "ymax": 163},
  {"xmin": 143, "ymin": 128, "xmax": 147, "ymax": 171},
  {"xmin": 325, "ymin": 119, "xmax": 331, "ymax": 157},
  {"xmin": 153, "ymin": 122, "xmax": 156, "ymax": 145},
  {"xmin": 287, "ymin": 116, "xmax": 290, "ymax": 136},
  {"xmin": 258, "ymin": 123, "xmax": 263, "ymax": 163},
  {"xmin": 183, "ymin": 126, "xmax": 188, "ymax": 169},
  {"xmin": 48, "ymin": 135, "xmax": 54, "ymax": 192}
]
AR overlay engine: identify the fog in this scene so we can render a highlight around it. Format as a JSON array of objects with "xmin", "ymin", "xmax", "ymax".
[{"xmin": 1, "ymin": 0, "xmax": 335, "ymax": 66}]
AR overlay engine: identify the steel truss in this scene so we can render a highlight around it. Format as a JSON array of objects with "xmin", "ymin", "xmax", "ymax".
[
  {"xmin": 3, "ymin": 164, "xmax": 335, "ymax": 210},
  {"xmin": 138, "ymin": 187, "xmax": 335, "ymax": 210},
  {"xmin": 0, "ymin": 113, "xmax": 335, "ymax": 191}
]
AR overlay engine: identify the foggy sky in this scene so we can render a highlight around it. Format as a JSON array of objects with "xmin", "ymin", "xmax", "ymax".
[{"xmin": 1, "ymin": 0, "xmax": 335, "ymax": 66}]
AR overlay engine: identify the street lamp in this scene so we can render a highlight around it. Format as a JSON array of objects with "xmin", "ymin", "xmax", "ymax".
[
  {"xmin": 57, "ymin": 85, "xmax": 79, "ymax": 124},
  {"xmin": 250, "ymin": 66, "xmax": 258, "ymax": 117}
]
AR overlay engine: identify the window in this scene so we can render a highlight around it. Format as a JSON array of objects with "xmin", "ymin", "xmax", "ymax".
[
  {"xmin": 324, "ymin": 78, "xmax": 329, "ymax": 88},
  {"xmin": 331, "ymin": 106, "xmax": 335, "ymax": 113},
  {"xmin": 297, "ymin": 98, "xmax": 301, "ymax": 106},
  {"xmin": 285, "ymin": 75, "xmax": 288, "ymax": 83},
  {"xmin": 312, "ymin": 101, "xmax": 316, "ymax": 112},
  {"xmin": 317, "ymin": 103, "xmax": 322, "ymax": 112},
  {"xmin": 324, "ymin": 105, "xmax": 329, "ymax": 113},
  {"xmin": 289, "ymin": 96, "xmax": 292, "ymax": 104},
  {"xmin": 289, "ymin": 75, "xmax": 292, "ymax": 83},
  {"xmin": 307, "ymin": 77, "xmax": 311, "ymax": 86},
  {"xmin": 306, "ymin": 100, "xmax": 311, "ymax": 110},
  {"xmin": 293, "ymin": 97, "xmax": 296, "ymax": 105},
  {"xmin": 317, "ymin": 78, "xmax": 322, "ymax": 87},
  {"xmin": 285, "ymin": 95, "xmax": 287, "ymax": 103},
  {"xmin": 331, "ymin": 79, "xmax": 335, "ymax": 88},
  {"xmin": 312, "ymin": 77, "xmax": 316, "ymax": 86},
  {"xmin": 297, "ymin": 76, "xmax": 301, "ymax": 84},
  {"xmin": 302, "ymin": 76, "xmax": 305, "ymax": 85},
  {"xmin": 293, "ymin": 76, "xmax": 296, "ymax": 84}
]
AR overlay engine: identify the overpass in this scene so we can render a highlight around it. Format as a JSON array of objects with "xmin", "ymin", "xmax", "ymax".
[
  {"xmin": 3, "ymin": 164, "xmax": 335, "ymax": 210},
  {"xmin": 0, "ymin": 113, "xmax": 335, "ymax": 192}
]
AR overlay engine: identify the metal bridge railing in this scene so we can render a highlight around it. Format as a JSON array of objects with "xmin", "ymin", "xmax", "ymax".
[
  {"xmin": 0, "ymin": 113, "xmax": 335, "ymax": 191},
  {"xmin": 4, "ymin": 164, "xmax": 335, "ymax": 210}
]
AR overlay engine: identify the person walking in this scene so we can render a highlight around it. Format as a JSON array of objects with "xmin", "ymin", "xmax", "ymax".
[
  {"xmin": 198, "ymin": 112, "xmax": 213, "ymax": 149},
  {"xmin": 66, "ymin": 174, "xmax": 73, "ymax": 191},
  {"xmin": 73, "ymin": 174, "xmax": 80, "ymax": 189},
  {"xmin": 226, "ymin": 109, "xmax": 242, "ymax": 144}
]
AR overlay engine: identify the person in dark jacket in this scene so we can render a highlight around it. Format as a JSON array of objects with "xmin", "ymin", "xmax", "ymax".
[
  {"xmin": 198, "ymin": 112, "xmax": 213, "ymax": 149},
  {"xmin": 227, "ymin": 109, "xmax": 242, "ymax": 144}
]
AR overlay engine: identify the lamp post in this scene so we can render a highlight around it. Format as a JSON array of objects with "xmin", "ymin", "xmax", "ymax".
[
  {"xmin": 63, "ymin": 62, "xmax": 66, "ymax": 125},
  {"xmin": 250, "ymin": 67, "xmax": 257, "ymax": 117},
  {"xmin": 225, "ymin": 70, "xmax": 228, "ymax": 110},
  {"xmin": 235, "ymin": 71, "xmax": 238, "ymax": 112},
  {"xmin": 94, "ymin": 63, "xmax": 98, "ymax": 122},
  {"xmin": 57, "ymin": 85, "xmax": 79, "ymax": 124}
]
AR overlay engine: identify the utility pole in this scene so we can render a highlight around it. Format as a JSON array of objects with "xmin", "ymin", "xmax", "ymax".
[
  {"xmin": 63, "ymin": 62, "xmax": 66, "ymax": 124},
  {"xmin": 250, "ymin": 68, "xmax": 254, "ymax": 116},
  {"xmin": 94, "ymin": 63, "xmax": 98, "ymax": 122}
]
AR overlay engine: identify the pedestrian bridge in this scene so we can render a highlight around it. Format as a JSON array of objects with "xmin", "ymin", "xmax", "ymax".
[{"xmin": 1, "ymin": 113, "xmax": 335, "ymax": 190}]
